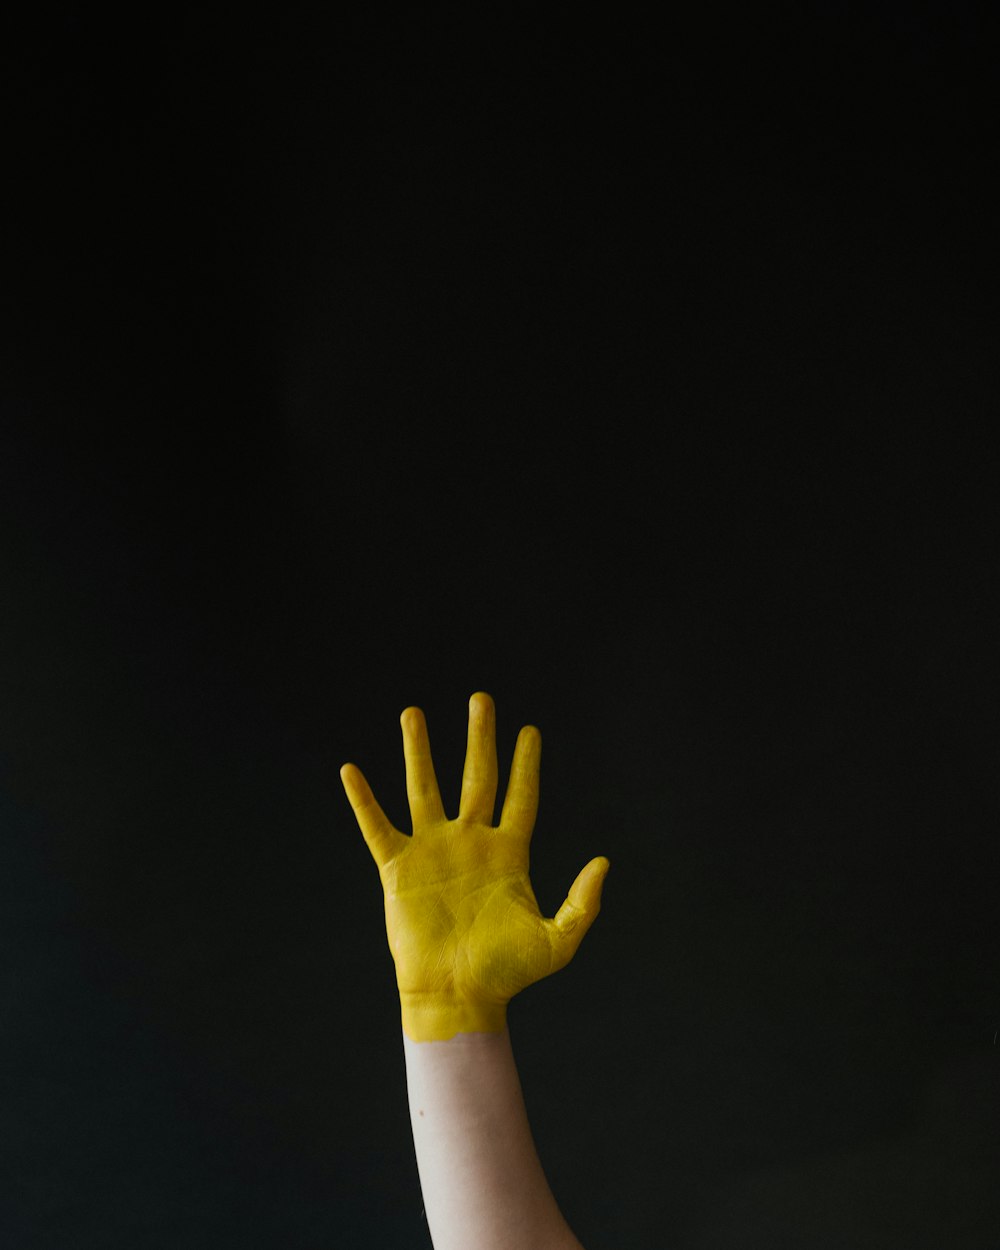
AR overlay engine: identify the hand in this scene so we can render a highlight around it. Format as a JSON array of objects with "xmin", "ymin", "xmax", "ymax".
[{"xmin": 340, "ymin": 691, "xmax": 611, "ymax": 1041}]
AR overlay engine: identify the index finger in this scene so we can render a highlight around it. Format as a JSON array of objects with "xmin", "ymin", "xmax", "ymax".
[{"xmin": 499, "ymin": 724, "xmax": 541, "ymax": 840}]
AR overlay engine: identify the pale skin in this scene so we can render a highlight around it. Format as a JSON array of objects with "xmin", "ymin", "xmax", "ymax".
[{"xmin": 340, "ymin": 691, "xmax": 608, "ymax": 1250}]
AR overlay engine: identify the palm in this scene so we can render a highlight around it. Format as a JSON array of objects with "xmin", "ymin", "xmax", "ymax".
[
  {"xmin": 341, "ymin": 691, "xmax": 609, "ymax": 1016},
  {"xmin": 381, "ymin": 819, "xmax": 557, "ymax": 1003}
]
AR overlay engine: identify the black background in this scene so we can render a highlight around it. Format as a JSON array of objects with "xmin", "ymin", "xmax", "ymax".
[{"xmin": 2, "ymin": 6, "xmax": 998, "ymax": 1247}]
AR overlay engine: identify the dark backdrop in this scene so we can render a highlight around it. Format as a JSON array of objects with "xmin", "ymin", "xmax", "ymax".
[{"xmin": 2, "ymin": 7, "xmax": 997, "ymax": 1247}]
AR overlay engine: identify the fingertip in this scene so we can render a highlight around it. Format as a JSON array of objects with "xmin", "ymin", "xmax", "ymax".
[{"xmin": 401, "ymin": 705, "xmax": 423, "ymax": 731}]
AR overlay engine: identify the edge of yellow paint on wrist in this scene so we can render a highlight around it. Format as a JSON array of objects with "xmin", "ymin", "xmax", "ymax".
[{"xmin": 401, "ymin": 992, "xmax": 508, "ymax": 1042}]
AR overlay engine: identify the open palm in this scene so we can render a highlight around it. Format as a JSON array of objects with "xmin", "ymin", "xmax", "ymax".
[{"xmin": 340, "ymin": 692, "xmax": 609, "ymax": 1032}]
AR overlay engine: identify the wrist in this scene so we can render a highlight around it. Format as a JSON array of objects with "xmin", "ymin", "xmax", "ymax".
[{"xmin": 400, "ymin": 990, "xmax": 508, "ymax": 1042}]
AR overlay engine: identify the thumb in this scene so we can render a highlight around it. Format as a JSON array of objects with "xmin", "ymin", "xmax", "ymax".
[{"xmin": 549, "ymin": 856, "xmax": 611, "ymax": 965}]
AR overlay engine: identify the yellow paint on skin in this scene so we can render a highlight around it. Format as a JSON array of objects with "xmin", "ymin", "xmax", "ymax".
[{"xmin": 341, "ymin": 692, "xmax": 610, "ymax": 1043}]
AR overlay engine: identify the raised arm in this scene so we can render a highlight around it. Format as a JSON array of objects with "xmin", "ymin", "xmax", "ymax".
[{"xmin": 340, "ymin": 690, "xmax": 610, "ymax": 1250}]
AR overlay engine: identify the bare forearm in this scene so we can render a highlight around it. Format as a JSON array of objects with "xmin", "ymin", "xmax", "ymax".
[
  {"xmin": 403, "ymin": 1025, "xmax": 585, "ymax": 1250},
  {"xmin": 342, "ymin": 695, "xmax": 607, "ymax": 1249}
]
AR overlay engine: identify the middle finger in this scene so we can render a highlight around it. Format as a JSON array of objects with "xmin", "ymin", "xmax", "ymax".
[{"xmin": 458, "ymin": 690, "xmax": 499, "ymax": 825}]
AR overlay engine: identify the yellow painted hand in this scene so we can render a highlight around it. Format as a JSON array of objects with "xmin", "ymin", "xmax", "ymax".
[{"xmin": 340, "ymin": 691, "xmax": 611, "ymax": 1042}]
